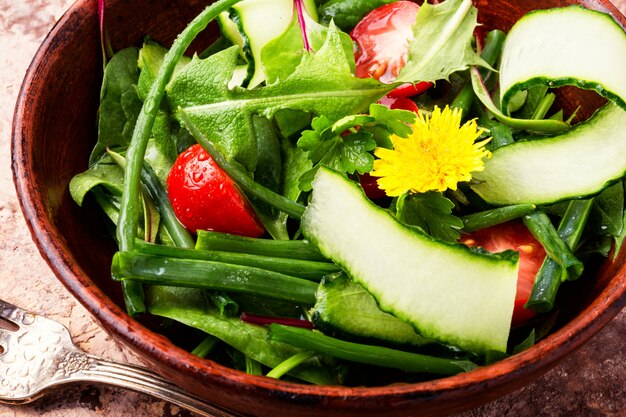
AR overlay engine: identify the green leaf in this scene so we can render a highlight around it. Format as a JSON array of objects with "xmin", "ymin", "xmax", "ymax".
[
  {"xmin": 262, "ymin": 5, "xmax": 355, "ymax": 84},
  {"xmin": 470, "ymin": 67, "xmax": 570, "ymax": 134},
  {"xmin": 137, "ymin": 39, "xmax": 191, "ymax": 101},
  {"xmin": 167, "ymin": 25, "xmax": 391, "ymax": 173},
  {"xmin": 90, "ymin": 48, "xmax": 143, "ymax": 164},
  {"xmin": 397, "ymin": 0, "xmax": 487, "ymax": 83},
  {"xmin": 69, "ymin": 156, "xmax": 124, "ymax": 206},
  {"xmin": 318, "ymin": 0, "xmax": 397, "ymax": 31},
  {"xmin": 338, "ymin": 131, "xmax": 376, "ymax": 174},
  {"xmin": 588, "ymin": 182, "xmax": 624, "ymax": 246},
  {"xmin": 146, "ymin": 286, "xmax": 340, "ymax": 385},
  {"xmin": 396, "ymin": 192, "xmax": 464, "ymax": 242},
  {"xmin": 296, "ymin": 103, "xmax": 415, "ymax": 191},
  {"xmin": 367, "ymin": 103, "xmax": 415, "ymax": 138}
]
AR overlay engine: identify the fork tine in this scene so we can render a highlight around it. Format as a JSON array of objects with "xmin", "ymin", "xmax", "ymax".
[{"xmin": 0, "ymin": 298, "xmax": 34, "ymax": 327}]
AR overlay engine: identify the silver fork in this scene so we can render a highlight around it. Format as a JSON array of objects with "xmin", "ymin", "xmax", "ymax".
[{"xmin": 0, "ymin": 298, "xmax": 240, "ymax": 417}]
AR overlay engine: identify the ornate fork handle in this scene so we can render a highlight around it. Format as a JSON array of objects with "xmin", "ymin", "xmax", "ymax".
[{"xmin": 53, "ymin": 350, "xmax": 239, "ymax": 417}]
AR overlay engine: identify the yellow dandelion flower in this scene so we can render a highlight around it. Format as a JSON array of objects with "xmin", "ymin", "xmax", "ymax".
[{"xmin": 370, "ymin": 105, "xmax": 491, "ymax": 197}]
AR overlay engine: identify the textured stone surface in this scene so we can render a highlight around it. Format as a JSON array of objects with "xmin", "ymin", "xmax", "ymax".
[{"xmin": 0, "ymin": 1, "xmax": 624, "ymax": 416}]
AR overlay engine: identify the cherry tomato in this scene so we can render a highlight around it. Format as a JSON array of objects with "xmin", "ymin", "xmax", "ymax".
[
  {"xmin": 351, "ymin": 1, "xmax": 431, "ymax": 97},
  {"xmin": 459, "ymin": 221, "xmax": 546, "ymax": 326},
  {"xmin": 167, "ymin": 144, "xmax": 265, "ymax": 237},
  {"xmin": 387, "ymin": 81, "xmax": 433, "ymax": 98},
  {"xmin": 377, "ymin": 94, "xmax": 419, "ymax": 113}
]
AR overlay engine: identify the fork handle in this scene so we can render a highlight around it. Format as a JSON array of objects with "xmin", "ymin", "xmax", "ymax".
[{"xmin": 64, "ymin": 355, "xmax": 241, "ymax": 417}]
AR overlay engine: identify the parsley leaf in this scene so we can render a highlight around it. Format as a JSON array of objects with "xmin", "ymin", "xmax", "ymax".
[
  {"xmin": 395, "ymin": 192, "xmax": 464, "ymax": 242},
  {"xmin": 297, "ymin": 104, "xmax": 416, "ymax": 191}
]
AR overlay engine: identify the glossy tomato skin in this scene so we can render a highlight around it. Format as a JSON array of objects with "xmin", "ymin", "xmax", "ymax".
[
  {"xmin": 377, "ymin": 94, "xmax": 419, "ymax": 113},
  {"xmin": 459, "ymin": 221, "xmax": 546, "ymax": 327},
  {"xmin": 351, "ymin": 1, "xmax": 420, "ymax": 84},
  {"xmin": 387, "ymin": 81, "xmax": 433, "ymax": 98},
  {"xmin": 167, "ymin": 144, "xmax": 265, "ymax": 237}
]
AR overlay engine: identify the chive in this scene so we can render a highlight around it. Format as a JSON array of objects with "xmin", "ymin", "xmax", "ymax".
[
  {"xmin": 246, "ymin": 355, "xmax": 264, "ymax": 376},
  {"xmin": 135, "ymin": 240, "xmax": 338, "ymax": 281},
  {"xmin": 522, "ymin": 211, "xmax": 583, "ymax": 280},
  {"xmin": 117, "ymin": 0, "xmax": 243, "ymax": 255},
  {"xmin": 178, "ymin": 109, "xmax": 306, "ymax": 219},
  {"xmin": 196, "ymin": 230, "xmax": 328, "ymax": 262},
  {"xmin": 191, "ymin": 335, "xmax": 219, "ymax": 358},
  {"xmin": 451, "ymin": 29, "xmax": 506, "ymax": 117},
  {"xmin": 526, "ymin": 199, "xmax": 593, "ymax": 313},
  {"xmin": 266, "ymin": 351, "xmax": 317, "ymax": 379},
  {"xmin": 113, "ymin": 252, "xmax": 318, "ymax": 306},
  {"xmin": 461, "ymin": 204, "xmax": 536, "ymax": 232},
  {"xmin": 268, "ymin": 324, "xmax": 477, "ymax": 375},
  {"xmin": 531, "ymin": 92, "xmax": 556, "ymax": 120},
  {"xmin": 140, "ymin": 162, "xmax": 195, "ymax": 249}
]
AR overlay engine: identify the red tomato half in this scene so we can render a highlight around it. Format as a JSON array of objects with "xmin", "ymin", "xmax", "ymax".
[
  {"xmin": 167, "ymin": 144, "xmax": 265, "ymax": 237},
  {"xmin": 351, "ymin": 1, "xmax": 432, "ymax": 97},
  {"xmin": 459, "ymin": 221, "xmax": 545, "ymax": 326}
]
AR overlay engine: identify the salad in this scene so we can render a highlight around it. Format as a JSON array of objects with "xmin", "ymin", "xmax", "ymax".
[{"xmin": 70, "ymin": 0, "xmax": 626, "ymax": 386}]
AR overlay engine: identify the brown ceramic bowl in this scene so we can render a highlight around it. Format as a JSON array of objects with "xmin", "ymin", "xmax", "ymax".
[{"xmin": 12, "ymin": 0, "xmax": 626, "ymax": 416}]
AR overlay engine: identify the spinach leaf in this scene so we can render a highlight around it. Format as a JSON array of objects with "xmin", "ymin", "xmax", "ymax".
[
  {"xmin": 146, "ymin": 286, "xmax": 341, "ymax": 385},
  {"xmin": 90, "ymin": 47, "xmax": 143, "ymax": 164},
  {"xmin": 395, "ymin": 192, "xmax": 464, "ymax": 242},
  {"xmin": 167, "ymin": 25, "xmax": 392, "ymax": 174},
  {"xmin": 69, "ymin": 156, "xmax": 124, "ymax": 206},
  {"xmin": 318, "ymin": 0, "xmax": 397, "ymax": 31},
  {"xmin": 587, "ymin": 182, "xmax": 624, "ymax": 240}
]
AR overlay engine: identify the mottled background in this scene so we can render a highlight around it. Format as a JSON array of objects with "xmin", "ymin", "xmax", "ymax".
[{"xmin": 0, "ymin": 1, "xmax": 624, "ymax": 416}]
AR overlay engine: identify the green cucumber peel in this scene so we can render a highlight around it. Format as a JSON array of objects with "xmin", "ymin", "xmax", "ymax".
[
  {"xmin": 499, "ymin": 6, "xmax": 626, "ymax": 113},
  {"xmin": 470, "ymin": 66, "xmax": 570, "ymax": 134}
]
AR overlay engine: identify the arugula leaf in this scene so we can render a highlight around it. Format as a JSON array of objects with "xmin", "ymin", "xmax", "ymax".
[
  {"xmin": 90, "ymin": 48, "xmax": 143, "ymax": 164},
  {"xmin": 137, "ymin": 39, "xmax": 191, "ymax": 101},
  {"xmin": 397, "ymin": 0, "xmax": 487, "ymax": 83},
  {"xmin": 297, "ymin": 103, "xmax": 415, "ymax": 191},
  {"xmin": 396, "ymin": 192, "xmax": 464, "ymax": 242},
  {"xmin": 167, "ymin": 25, "xmax": 391, "ymax": 174},
  {"xmin": 261, "ymin": 4, "xmax": 354, "ymax": 85}
]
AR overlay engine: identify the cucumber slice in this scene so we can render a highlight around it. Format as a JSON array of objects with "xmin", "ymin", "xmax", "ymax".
[
  {"xmin": 302, "ymin": 168, "xmax": 519, "ymax": 354},
  {"xmin": 312, "ymin": 273, "xmax": 429, "ymax": 347},
  {"xmin": 471, "ymin": 103, "xmax": 626, "ymax": 205},
  {"xmin": 499, "ymin": 6, "xmax": 626, "ymax": 113},
  {"xmin": 217, "ymin": 0, "xmax": 318, "ymax": 89}
]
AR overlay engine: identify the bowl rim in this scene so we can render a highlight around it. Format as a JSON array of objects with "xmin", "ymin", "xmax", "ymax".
[{"xmin": 11, "ymin": 0, "xmax": 626, "ymax": 411}]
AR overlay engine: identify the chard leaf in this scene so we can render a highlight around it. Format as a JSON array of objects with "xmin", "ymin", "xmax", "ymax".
[
  {"xmin": 167, "ymin": 25, "xmax": 391, "ymax": 173},
  {"xmin": 262, "ymin": 4, "xmax": 354, "ymax": 85},
  {"xmin": 396, "ymin": 192, "xmax": 464, "ymax": 242},
  {"xmin": 397, "ymin": 0, "xmax": 487, "ymax": 83},
  {"xmin": 90, "ymin": 48, "xmax": 142, "ymax": 164}
]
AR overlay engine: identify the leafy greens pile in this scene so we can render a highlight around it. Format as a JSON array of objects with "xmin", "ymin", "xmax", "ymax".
[{"xmin": 70, "ymin": 0, "xmax": 626, "ymax": 385}]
